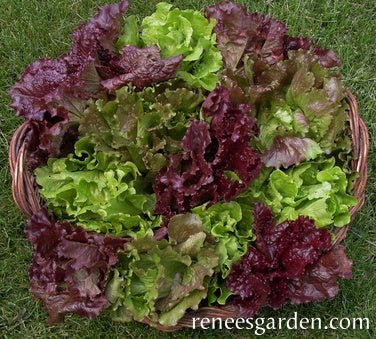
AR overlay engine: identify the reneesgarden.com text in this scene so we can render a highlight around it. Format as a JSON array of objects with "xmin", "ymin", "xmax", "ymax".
[{"xmin": 192, "ymin": 312, "xmax": 370, "ymax": 335}]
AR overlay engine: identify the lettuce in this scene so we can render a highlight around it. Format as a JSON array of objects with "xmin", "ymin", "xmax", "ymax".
[
  {"xmin": 245, "ymin": 157, "xmax": 357, "ymax": 227},
  {"xmin": 192, "ymin": 201, "xmax": 255, "ymax": 278},
  {"xmin": 105, "ymin": 213, "xmax": 219, "ymax": 327},
  {"xmin": 9, "ymin": 1, "xmax": 360, "ymax": 327},
  {"xmin": 99, "ymin": 45, "xmax": 182, "ymax": 92},
  {"xmin": 226, "ymin": 203, "xmax": 352, "ymax": 318},
  {"xmin": 35, "ymin": 136, "xmax": 161, "ymax": 238},
  {"xmin": 205, "ymin": 1, "xmax": 340, "ymax": 70},
  {"xmin": 78, "ymin": 83, "xmax": 204, "ymax": 180},
  {"xmin": 8, "ymin": 0, "xmax": 130, "ymax": 168},
  {"xmin": 205, "ymin": 2, "xmax": 287, "ymax": 68},
  {"xmin": 154, "ymin": 86, "xmax": 262, "ymax": 219},
  {"xmin": 283, "ymin": 51, "xmax": 350, "ymax": 155},
  {"xmin": 191, "ymin": 200, "xmax": 255, "ymax": 305},
  {"xmin": 25, "ymin": 208, "xmax": 127, "ymax": 324},
  {"xmin": 205, "ymin": 1, "xmax": 350, "ymax": 169},
  {"xmin": 140, "ymin": 2, "xmax": 223, "ymax": 90},
  {"xmin": 219, "ymin": 49, "xmax": 351, "ymax": 169}
]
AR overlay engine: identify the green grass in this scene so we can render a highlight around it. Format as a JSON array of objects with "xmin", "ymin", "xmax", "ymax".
[{"xmin": 0, "ymin": 0, "xmax": 374, "ymax": 338}]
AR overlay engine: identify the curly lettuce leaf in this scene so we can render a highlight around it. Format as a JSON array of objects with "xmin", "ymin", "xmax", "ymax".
[
  {"xmin": 35, "ymin": 136, "xmax": 161, "ymax": 238},
  {"xmin": 154, "ymin": 86, "xmax": 262, "ymax": 219},
  {"xmin": 192, "ymin": 201, "xmax": 255, "ymax": 278},
  {"xmin": 204, "ymin": 2, "xmax": 350, "ymax": 169},
  {"xmin": 284, "ymin": 51, "xmax": 350, "ymax": 155},
  {"xmin": 261, "ymin": 136, "xmax": 323, "ymax": 169},
  {"xmin": 205, "ymin": 1, "xmax": 341, "ymax": 70},
  {"xmin": 226, "ymin": 203, "xmax": 352, "ymax": 318},
  {"xmin": 220, "ymin": 49, "xmax": 351, "ymax": 169},
  {"xmin": 105, "ymin": 213, "xmax": 219, "ymax": 327},
  {"xmin": 245, "ymin": 157, "xmax": 357, "ymax": 227},
  {"xmin": 139, "ymin": 2, "xmax": 223, "ymax": 90},
  {"xmin": 287, "ymin": 244, "xmax": 352, "ymax": 304},
  {"xmin": 78, "ymin": 83, "xmax": 204, "ymax": 179}
]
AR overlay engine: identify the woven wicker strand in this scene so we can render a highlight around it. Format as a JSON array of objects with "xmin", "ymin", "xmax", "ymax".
[{"xmin": 8, "ymin": 91, "xmax": 369, "ymax": 331}]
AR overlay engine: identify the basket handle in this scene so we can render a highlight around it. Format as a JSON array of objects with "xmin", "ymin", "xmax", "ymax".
[{"xmin": 8, "ymin": 122, "xmax": 43, "ymax": 218}]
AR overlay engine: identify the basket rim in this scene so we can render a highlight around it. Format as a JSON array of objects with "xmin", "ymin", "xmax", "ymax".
[{"xmin": 8, "ymin": 90, "xmax": 370, "ymax": 331}]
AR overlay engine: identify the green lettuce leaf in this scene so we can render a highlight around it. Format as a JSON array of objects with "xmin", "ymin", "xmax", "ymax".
[
  {"xmin": 77, "ymin": 83, "xmax": 204, "ymax": 181},
  {"xmin": 105, "ymin": 213, "xmax": 219, "ymax": 327},
  {"xmin": 35, "ymin": 136, "xmax": 161, "ymax": 237},
  {"xmin": 244, "ymin": 157, "xmax": 357, "ymax": 227},
  {"xmin": 115, "ymin": 15, "xmax": 141, "ymax": 48},
  {"xmin": 192, "ymin": 201, "xmax": 255, "ymax": 278},
  {"xmin": 139, "ymin": 2, "xmax": 223, "ymax": 90},
  {"xmin": 220, "ymin": 50, "xmax": 353, "ymax": 169},
  {"xmin": 284, "ymin": 51, "xmax": 351, "ymax": 155}
]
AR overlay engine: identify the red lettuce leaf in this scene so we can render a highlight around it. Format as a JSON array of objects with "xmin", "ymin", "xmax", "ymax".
[
  {"xmin": 225, "ymin": 203, "xmax": 349, "ymax": 318},
  {"xmin": 312, "ymin": 45, "xmax": 341, "ymax": 68},
  {"xmin": 24, "ymin": 119, "xmax": 79, "ymax": 169},
  {"xmin": 154, "ymin": 120, "xmax": 216, "ymax": 218},
  {"xmin": 154, "ymin": 86, "xmax": 262, "ymax": 219},
  {"xmin": 101, "ymin": 45, "xmax": 182, "ymax": 91},
  {"xmin": 284, "ymin": 35, "xmax": 313, "ymax": 53},
  {"xmin": 205, "ymin": 2, "xmax": 340, "ymax": 69},
  {"xmin": 63, "ymin": 0, "xmax": 130, "ymax": 88},
  {"xmin": 8, "ymin": 1, "xmax": 130, "ymax": 168},
  {"xmin": 8, "ymin": 58, "xmax": 70, "ymax": 121},
  {"xmin": 203, "ymin": 86, "xmax": 262, "ymax": 200},
  {"xmin": 205, "ymin": 2, "xmax": 286, "ymax": 68},
  {"xmin": 283, "ymin": 36, "xmax": 341, "ymax": 67},
  {"xmin": 9, "ymin": 0, "xmax": 129, "ymax": 119},
  {"xmin": 25, "ymin": 208, "xmax": 127, "ymax": 324},
  {"xmin": 287, "ymin": 245, "xmax": 353, "ymax": 304}
]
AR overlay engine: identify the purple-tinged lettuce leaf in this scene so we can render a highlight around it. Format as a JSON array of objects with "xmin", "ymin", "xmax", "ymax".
[
  {"xmin": 8, "ymin": 58, "xmax": 70, "ymax": 120},
  {"xmin": 312, "ymin": 46, "xmax": 341, "ymax": 68},
  {"xmin": 204, "ymin": 2, "xmax": 250, "ymax": 69},
  {"xmin": 205, "ymin": 2, "xmax": 287, "ymax": 68},
  {"xmin": 218, "ymin": 55, "xmax": 287, "ymax": 110},
  {"xmin": 241, "ymin": 50, "xmax": 352, "ymax": 168},
  {"xmin": 205, "ymin": 2, "xmax": 340, "ymax": 70},
  {"xmin": 284, "ymin": 35, "xmax": 313, "ymax": 54},
  {"xmin": 154, "ymin": 120, "xmax": 215, "ymax": 218},
  {"xmin": 100, "ymin": 45, "xmax": 182, "ymax": 91},
  {"xmin": 283, "ymin": 36, "xmax": 341, "ymax": 68},
  {"xmin": 25, "ymin": 120, "xmax": 79, "ymax": 169},
  {"xmin": 9, "ymin": 0, "xmax": 130, "ymax": 120},
  {"xmin": 25, "ymin": 208, "xmax": 127, "ymax": 324},
  {"xmin": 78, "ymin": 83, "xmax": 204, "ymax": 179},
  {"xmin": 261, "ymin": 136, "xmax": 322, "ymax": 169},
  {"xmin": 64, "ymin": 0, "xmax": 130, "ymax": 88},
  {"xmin": 8, "ymin": 1, "xmax": 130, "ymax": 168},
  {"xmin": 202, "ymin": 86, "xmax": 262, "ymax": 201},
  {"xmin": 284, "ymin": 51, "xmax": 350, "ymax": 155}
]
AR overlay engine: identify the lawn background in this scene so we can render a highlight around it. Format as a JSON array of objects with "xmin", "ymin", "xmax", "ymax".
[{"xmin": 0, "ymin": 0, "xmax": 374, "ymax": 338}]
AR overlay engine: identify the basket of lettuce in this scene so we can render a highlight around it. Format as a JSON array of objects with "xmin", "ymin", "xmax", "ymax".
[{"xmin": 8, "ymin": 0, "xmax": 369, "ymax": 331}]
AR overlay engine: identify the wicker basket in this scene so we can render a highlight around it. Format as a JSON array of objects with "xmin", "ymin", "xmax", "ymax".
[{"xmin": 8, "ymin": 90, "xmax": 369, "ymax": 331}]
